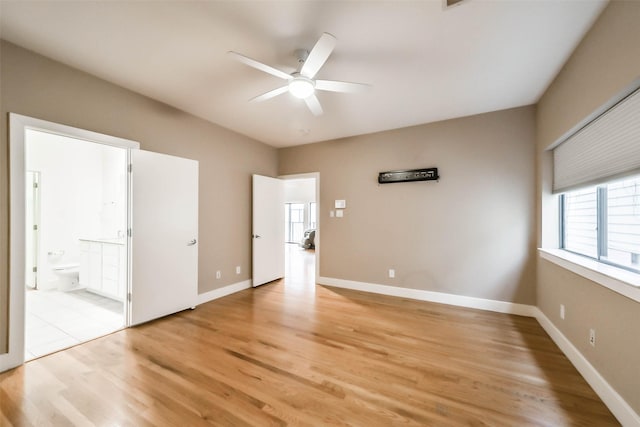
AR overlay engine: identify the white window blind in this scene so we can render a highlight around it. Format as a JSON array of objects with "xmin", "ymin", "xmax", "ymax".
[{"xmin": 553, "ymin": 88, "xmax": 640, "ymax": 193}]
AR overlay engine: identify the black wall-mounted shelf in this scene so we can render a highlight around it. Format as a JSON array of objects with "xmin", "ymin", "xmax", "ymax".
[{"xmin": 378, "ymin": 168, "xmax": 439, "ymax": 184}]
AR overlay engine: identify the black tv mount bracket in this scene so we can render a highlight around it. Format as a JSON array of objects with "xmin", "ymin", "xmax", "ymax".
[{"xmin": 378, "ymin": 168, "xmax": 439, "ymax": 184}]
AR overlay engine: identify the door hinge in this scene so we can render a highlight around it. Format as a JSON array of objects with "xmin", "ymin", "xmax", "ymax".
[
  {"xmin": 128, "ymin": 164, "xmax": 132, "ymax": 173},
  {"xmin": 33, "ymin": 182, "xmax": 38, "ymax": 189},
  {"xmin": 127, "ymin": 292, "xmax": 132, "ymax": 302},
  {"xmin": 32, "ymin": 267, "xmax": 37, "ymax": 273},
  {"xmin": 33, "ymin": 224, "xmax": 38, "ymax": 231},
  {"xmin": 127, "ymin": 228, "xmax": 132, "ymax": 237}
]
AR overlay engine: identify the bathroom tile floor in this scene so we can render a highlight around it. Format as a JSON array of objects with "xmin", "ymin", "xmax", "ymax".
[{"xmin": 26, "ymin": 288, "xmax": 124, "ymax": 360}]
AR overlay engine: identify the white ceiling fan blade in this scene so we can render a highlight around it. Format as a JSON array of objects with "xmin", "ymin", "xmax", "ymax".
[
  {"xmin": 249, "ymin": 86, "xmax": 289, "ymax": 103},
  {"xmin": 228, "ymin": 51, "xmax": 291, "ymax": 80},
  {"xmin": 315, "ymin": 80, "xmax": 371, "ymax": 93},
  {"xmin": 300, "ymin": 33, "xmax": 337, "ymax": 79},
  {"xmin": 304, "ymin": 94, "xmax": 324, "ymax": 116}
]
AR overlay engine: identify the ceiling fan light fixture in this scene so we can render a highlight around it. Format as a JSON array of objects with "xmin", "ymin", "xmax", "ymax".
[
  {"xmin": 230, "ymin": 33, "xmax": 367, "ymax": 116},
  {"xmin": 288, "ymin": 77, "xmax": 315, "ymax": 99}
]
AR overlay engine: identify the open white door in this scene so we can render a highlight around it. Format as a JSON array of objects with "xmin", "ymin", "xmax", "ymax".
[
  {"xmin": 252, "ymin": 175, "xmax": 284, "ymax": 287},
  {"xmin": 130, "ymin": 150, "xmax": 198, "ymax": 325}
]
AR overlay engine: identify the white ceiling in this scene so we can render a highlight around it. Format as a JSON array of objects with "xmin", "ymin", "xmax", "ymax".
[{"xmin": 0, "ymin": 0, "xmax": 607, "ymax": 147}]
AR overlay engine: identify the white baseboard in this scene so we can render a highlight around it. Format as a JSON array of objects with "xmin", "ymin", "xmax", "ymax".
[
  {"xmin": 534, "ymin": 308, "xmax": 640, "ymax": 427},
  {"xmin": 317, "ymin": 276, "xmax": 537, "ymax": 317},
  {"xmin": 197, "ymin": 280, "xmax": 252, "ymax": 305}
]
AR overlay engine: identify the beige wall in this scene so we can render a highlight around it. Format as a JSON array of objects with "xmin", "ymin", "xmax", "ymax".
[
  {"xmin": 0, "ymin": 41, "xmax": 278, "ymax": 353},
  {"xmin": 536, "ymin": 1, "xmax": 640, "ymax": 414},
  {"xmin": 279, "ymin": 106, "xmax": 537, "ymax": 304}
]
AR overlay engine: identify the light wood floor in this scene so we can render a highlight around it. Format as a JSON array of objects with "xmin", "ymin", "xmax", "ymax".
[{"xmin": 1, "ymin": 248, "xmax": 618, "ymax": 426}]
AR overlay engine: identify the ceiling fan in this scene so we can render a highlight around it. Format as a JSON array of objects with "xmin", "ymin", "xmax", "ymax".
[{"xmin": 228, "ymin": 33, "xmax": 370, "ymax": 116}]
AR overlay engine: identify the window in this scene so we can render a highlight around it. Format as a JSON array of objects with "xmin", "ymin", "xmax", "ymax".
[
  {"xmin": 562, "ymin": 186, "xmax": 598, "ymax": 258},
  {"xmin": 285, "ymin": 203, "xmax": 305, "ymax": 243},
  {"xmin": 561, "ymin": 174, "xmax": 640, "ymax": 272},
  {"xmin": 309, "ymin": 202, "xmax": 317, "ymax": 229}
]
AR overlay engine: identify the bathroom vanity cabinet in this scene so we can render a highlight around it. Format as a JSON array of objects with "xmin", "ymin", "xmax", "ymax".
[{"xmin": 79, "ymin": 238, "xmax": 126, "ymax": 301}]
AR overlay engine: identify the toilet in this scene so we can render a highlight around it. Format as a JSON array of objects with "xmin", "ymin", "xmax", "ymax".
[{"xmin": 52, "ymin": 264, "xmax": 80, "ymax": 291}]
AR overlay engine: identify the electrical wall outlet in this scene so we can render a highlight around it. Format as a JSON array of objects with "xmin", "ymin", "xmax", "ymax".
[
  {"xmin": 216, "ymin": 270, "xmax": 221, "ymax": 279},
  {"xmin": 560, "ymin": 304, "xmax": 565, "ymax": 320},
  {"xmin": 589, "ymin": 329, "xmax": 596, "ymax": 347},
  {"xmin": 236, "ymin": 266, "xmax": 241, "ymax": 275},
  {"xmin": 388, "ymin": 269, "xmax": 395, "ymax": 278}
]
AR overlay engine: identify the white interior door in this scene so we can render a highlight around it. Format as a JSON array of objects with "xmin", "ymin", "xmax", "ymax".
[
  {"xmin": 252, "ymin": 174, "xmax": 284, "ymax": 287},
  {"xmin": 130, "ymin": 150, "xmax": 199, "ymax": 325}
]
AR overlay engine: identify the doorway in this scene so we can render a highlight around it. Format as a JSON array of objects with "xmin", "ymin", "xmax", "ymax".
[
  {"xmin": 24, "ymin": 129, "xmax": 127, "ymax": 360},
  {"xmin": 251, "ymin": 173, "xmax": 319, "ymax": 289},
  {"xmin": 283, "ymin": 176, "xmax": 317, "ymax": 288},
  {"xmin": 3, "ymin": 113, "xmax": 199, "ymax": 373}
]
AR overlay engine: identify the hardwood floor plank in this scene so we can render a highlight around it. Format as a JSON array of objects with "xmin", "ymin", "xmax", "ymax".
[{"xmin": 0, "ymin": 253, "xmax": 620, "ymax": 426}]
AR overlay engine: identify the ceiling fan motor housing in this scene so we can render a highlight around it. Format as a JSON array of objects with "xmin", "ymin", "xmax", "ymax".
[{"xmin": 294, "ymin": 49, "xmax": 310, "ymax": 65}]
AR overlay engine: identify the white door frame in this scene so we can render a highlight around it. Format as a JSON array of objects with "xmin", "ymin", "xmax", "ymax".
[
  {"xmin": 25, "ymin": 170, "xmax": 41, "ymax": 290},
  {"xmin": 279, "ymin": 172, "xmax": 320, "ymax": 284},
  {"xmin": 2, "ymin": 113, "xmax": 139, "ymax": 372}
]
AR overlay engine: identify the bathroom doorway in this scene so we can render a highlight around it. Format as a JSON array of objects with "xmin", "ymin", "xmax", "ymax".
[{"xmin": 24, "ymin": 129, "xmax": 127, "ymax": 360}]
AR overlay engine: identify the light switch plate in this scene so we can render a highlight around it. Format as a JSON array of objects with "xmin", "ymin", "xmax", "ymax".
[
  {"xmin": 336, "ymin": 209, "xmax": 344, "ymax": 217},
  {"xmin": 335, "ymin": 200, "xmax": 346, "ymax": 209}
]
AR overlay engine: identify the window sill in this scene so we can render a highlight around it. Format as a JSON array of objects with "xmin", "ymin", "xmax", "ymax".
[{"xmin": 539, "ymin": 248, "xmax": 640, "ymax": 303}]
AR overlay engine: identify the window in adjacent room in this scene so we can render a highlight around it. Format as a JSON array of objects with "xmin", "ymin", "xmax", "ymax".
[
  {"xmin": 560, "ymin": 174, "xmax": 640, "ymax": 273},
  {"xmin": 309, "ymin": 202, "xmax": 317, "ymax": 229},
  {"xmin": 285, "ymin": 203, "xmax": 305, "ymax": 243}
]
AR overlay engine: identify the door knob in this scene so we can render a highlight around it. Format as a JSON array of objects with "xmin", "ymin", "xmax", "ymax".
[{"xmin": 187, "ymin": 239, "xmax": 197, "ymax": 246}]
